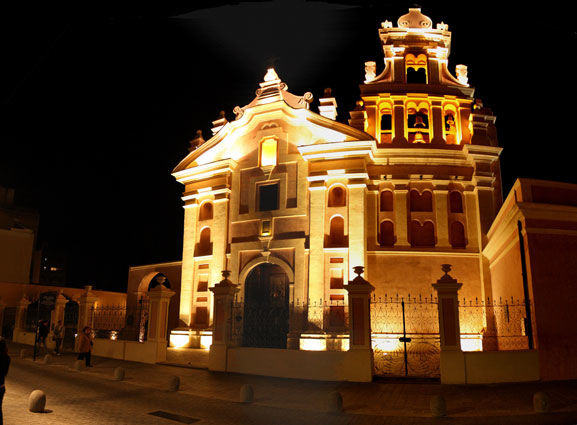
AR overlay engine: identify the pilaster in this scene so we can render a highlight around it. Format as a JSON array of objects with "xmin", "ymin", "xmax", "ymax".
[
  {"xmin": 210, "ymin": 197, "xmax": 230, "ymax": 324},
  {"xmin": 394, "ymin": 189, "xmax": 410, "ymax": 247},
  {"xmin": 308, "ymin": 185, "xmax": 326, "ymax": 305},
  {"xmin": 179, "ymin": 204, "xmax": 198, "ymax": 327},
  {"xmin": 433, "ymin": 189, "xmax": 449, "ymax": 247},
  {"xmin": 348, "ymin": 183, "xmax": 366, "ymax": 279}
]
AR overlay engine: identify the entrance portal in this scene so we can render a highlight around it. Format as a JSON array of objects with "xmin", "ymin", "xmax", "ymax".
[{"xmin": 242, "ymin": 263, "xmax": 289, "ymax": 349}]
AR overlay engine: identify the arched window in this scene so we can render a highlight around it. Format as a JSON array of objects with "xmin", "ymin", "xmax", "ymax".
[
  {"xmin": 410, "ymin": 220, "xmax": 435, "ymax": 247},
  {"xmin": 380, "ymin": 106, "xmax": 393, "ymax": 144},
  {"xmin": 260, "ymin": 138, "xmax": 277, "ymax": 167},
  {"xmin": 328, "ymin": 216, "xmax": 346, "ymax": 247},
  {"xmin": 379, "ymin": 220, "xmax": 395, "ymax": 247},
  {"xmin": 199, "ymin": 202, "xmax": 213, "ymax": 221},
  {"xmin": 328, "ymin": 186, "xmax": 346, "ymax": 207},
  {"xmin": 444, "ymin": 107, "xmax": 458, "ymax": 144},
  {"xmin": 380, "ymin": 190, "xmax": 393, "ymax": 211},
  {"xmin": 197, "ymin": 227, "xmax": 212, "ymax": 256},
  {"xmin": 407, "ymin": 101, "xmax": 430, "ymax": 143},
  {"xmin": 410, "ymin": 190, "xmax": 433, "ymax": 212},
  {"xmin": 450, "ymin": 221, "xmax": 466, "ymax": 248},
  {"xmin": 449, "ymin": 191, "xmax": 464, "ymax": 213},
  {"xmin": 405, "ymin": 54, "xmax": 428, "ymax": 84}
]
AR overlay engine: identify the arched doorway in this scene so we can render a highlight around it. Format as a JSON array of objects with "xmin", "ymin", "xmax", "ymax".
[{"xmin": 242, "ymin": 263, "xmax": 289, "ymax": 349}]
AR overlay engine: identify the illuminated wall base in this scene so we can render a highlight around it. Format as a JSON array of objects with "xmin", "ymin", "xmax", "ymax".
[
  {"xmin": 169, "ymin": 329, "xmax": 213, "ymax": 349},
  {"xmin": 460, "ymin": 334, "xmax": 482, "ymax": 352},
  {"xmin": 299, "ymin": 334, "xmax": 349, "ymax": 351}
]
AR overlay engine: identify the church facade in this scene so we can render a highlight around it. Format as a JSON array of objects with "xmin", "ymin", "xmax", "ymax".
[{"xmin": 167, "ymin": 8, "xmax": 577, "ymax": 381}]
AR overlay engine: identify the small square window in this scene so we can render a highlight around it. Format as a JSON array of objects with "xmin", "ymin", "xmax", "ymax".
[{"xmin": 258, "ymin": 183, "xmax": 279, "ymax": 211}]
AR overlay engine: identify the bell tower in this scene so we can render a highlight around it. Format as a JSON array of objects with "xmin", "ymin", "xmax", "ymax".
[{"xmin": 350, "ymin": 7, "xmax": 497, "ymax": 149}]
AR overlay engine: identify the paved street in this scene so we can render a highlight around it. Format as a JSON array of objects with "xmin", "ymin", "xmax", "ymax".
[{"xmin": 4, "ymin": 344, "xmax": 577, "ymax": 424}]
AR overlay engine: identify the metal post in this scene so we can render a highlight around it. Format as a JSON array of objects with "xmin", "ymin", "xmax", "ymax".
[
  {"xmin": 517, "ymin": 220, "xmax": 534, "ymax": 350},
  {"xmin": 399, "ymin": 299, "xmax": 411, "ymax": 377}
]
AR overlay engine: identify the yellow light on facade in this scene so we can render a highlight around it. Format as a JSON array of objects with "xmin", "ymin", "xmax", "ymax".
[
  {"xmin": 260, "ymin": 138, "xmax": 277, "ymax": 167},
  {"xmin": 170, "ymin": 333, "xmax": 190, "ymax": 348},
  {"xmin": 460, "ymin": 335, "xmax": 482, "ymax": 352},
  {"xmin": 200, "ymin": 332, "xmax": 213, "ymax": 350},
  {"xmin": 300, "ymin": 334, "xmax": 327, "ymax": 351}
]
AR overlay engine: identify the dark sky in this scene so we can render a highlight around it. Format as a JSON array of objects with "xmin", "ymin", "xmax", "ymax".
[{"xmin": 1, "ymin": 1, "xmax": 576, "ymax": 291}]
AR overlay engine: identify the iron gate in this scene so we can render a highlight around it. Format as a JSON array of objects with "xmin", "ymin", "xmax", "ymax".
[{"xmin": 371, "ymin": 294, "xmax": 440, "ymax": 378}]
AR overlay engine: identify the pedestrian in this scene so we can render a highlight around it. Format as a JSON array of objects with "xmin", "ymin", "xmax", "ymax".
[
  {"xmin": 77, "ymin": 326, "xmax": 93, "ymax": 367},
  {"xmin": 0, "ymin": 338, "xmax": 11, "ymax": 425},
  {"xmin": 37, "ymin": 320, "xmax": 49, "ymax": 355},
  {"xmin": 52, "ymin": 320, "xmax": 64, "ymax": 355}
]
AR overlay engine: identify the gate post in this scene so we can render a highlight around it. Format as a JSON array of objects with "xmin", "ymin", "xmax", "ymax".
[
  {"xmin": 432, "ymin": 264, "xmax": 466, "ymax": 384},
  {"xmin": 48, "ymin": 290, "xmax": 67, "ymax": 350},
  {"xmin": 15, "ymin": 296, "xmax": 30, "ymax": 331},
  {"xmin": 208, "ymin": 271, "xmax": 239, "ymax": 372},
  {"xmin": 147, "ymin": 283, "xmax": 175, "ymax": 362},
  {"xmin": 76, "ymin": 286, "xmax": 98, "ymax": 350},
  {"xmin": 344, "ymin": 266, "xmax": 375, "ymax": 381}
]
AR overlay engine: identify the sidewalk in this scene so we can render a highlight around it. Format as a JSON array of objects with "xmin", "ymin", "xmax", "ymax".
[{"xmin": 9, "ymin": 342, "xmax": 577, "ymax": 423}]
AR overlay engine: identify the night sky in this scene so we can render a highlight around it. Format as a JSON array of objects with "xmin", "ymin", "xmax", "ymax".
[{"xmin": 2, "ymin": 2, "xmax": 575, "ymax": 292}]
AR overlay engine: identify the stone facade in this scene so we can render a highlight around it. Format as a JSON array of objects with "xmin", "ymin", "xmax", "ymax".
[{"xmin": 172, "ymin": 8, "xmax": 501, "ymax": 339}]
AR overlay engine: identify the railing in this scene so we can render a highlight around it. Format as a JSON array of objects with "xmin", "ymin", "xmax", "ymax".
[
  {"xmin": 371, "ymin": 294, "xmax": 440, "ymax": 378},
  {"xmin": 230, "ymin": 297, "xmax": 349, "ymax": 349},
  {"xmin": 91, "ymin": 302, "xmax": 148, "ymax": 342},
  {"xmin": 459, "ymin": 297, "xmax": 530, "ymax": 351}
]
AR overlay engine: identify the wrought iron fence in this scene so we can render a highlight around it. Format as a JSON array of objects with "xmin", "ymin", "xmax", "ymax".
[
  {"xmin": 230, "ymin": 297, "xmax": 349, "ymax": 349},
  {"xmin": 459, "ymin": 297, "xmax": 530, "ymax": 351},
  {"xmin": 91, "ymin": 302, "xmax": 148, "ymax": 342},
  {"xmin": 371, "ymin": 294, "xmax": 440, "ymax": 378}
]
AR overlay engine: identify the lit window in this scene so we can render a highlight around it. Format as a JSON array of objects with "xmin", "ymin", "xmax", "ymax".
[
  {"xmin": 405, "ymin": 53, "xmax": 428, "ymax": 84},
  {"xmin": 260, "ymin": 138, "xmax": 277, "ymax": 167},
  {"xmin": 380, "ymin": 106, "xmax": 393, "ymax": 144},
  {"xmin": 444, "ymin": 107, "xmax": 458, "ymax": 144}
]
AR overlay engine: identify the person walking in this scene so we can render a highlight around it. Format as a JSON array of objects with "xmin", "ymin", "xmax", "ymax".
[
  {"xmin": 37, "ymin": 320, "xmax": 49, "ymax": 355},
  {"xmin": 77, "ymin": 326, "xmax": 93, "ymax": 367},
  {"xmin": 0, "ymin": 339, "xmax": 11, "ymax": 425},
  {"xmin": 52, "ymin": 320, "xmax": 64, "ymax": 355}
]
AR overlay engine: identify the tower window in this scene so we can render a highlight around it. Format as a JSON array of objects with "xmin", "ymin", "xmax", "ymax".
[
  {"xmin": 380, "ymin": 190, "xmax": 393, "ymax": 211},
  {"xmin": 410, "ymin": 190, "xmax": 433, "ymax": 212},
  {"xmin": 444, "ymin": 108, "xmax": 457, "ymax": 144},
  {"xmin": 197, "ymin": 227, "xmax": 212, "ymax": 256},
  {"xmin": 405, "ymin": 53, "xmax": 428, "ymax": 84},
  {"xmin": 328, "ymin": 185, "xmax": 346, "ymax": 207},
  {"xmin": 258, "ymin": 183, "xmax": 279, "ymax": 211},
  {"xmin": 449, "ymin": 191, "xmax": 464, "ymax": 213},
  {"xmin": 410, "ymin": 220, "xmax": 435, "ymax": 247},
  {"xmin": 379, "ymin": 220, "xmax": 395, "ymax": 247},
  {"xmin": 450, "ymin": 221, "xmax": 466, "ymax": 248},
  {"xmin": 380, "ymin": 107, "xmax": 393, "ymax": 144},
  {"xmin": 328, "ymin": 216, "xmax": 346, "ymax": 247},
  {"xmin": 407, "ymin": 101, "xmax": 430, "ymax": 143},
  {"xmin": 260, "ymin": 138, "xmax": 277, "ymax": 167},
  {"xmin": 199, "ymin": 202, "xmax": 213, "ymax": 221}
]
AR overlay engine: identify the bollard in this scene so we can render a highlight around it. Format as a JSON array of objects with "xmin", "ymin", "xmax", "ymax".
[
  {"xmin": 74, "ymin": 360, "xmax": 85, "ymax": 371},
  {"xmin": 326, "ymin": 391, "xmax": 343, "ymax": 413},
  {"xmin": 28, "ymin": 390, "xmax": 46, "ymax": 413},
  {"xmin": 113, "ymin": 367, "xmax": 125, "ymax": 381},
  {"xmin": 239, "ymin": 384, "xmax": 254, "ymax": 403},
  {"xmin": 42, "ymin": 354, "xmax": 52, "ymax": 365},
  {"xmin": 168, "ymin": 376, "xmax": 180, "ymax": 392},
  {"xmin": 430, "ymin": 395, "xmax": 446, "ymax": 417},
  {"xmin": 533, "ymin": 391, "xmax": 551, "ymax": 413}
]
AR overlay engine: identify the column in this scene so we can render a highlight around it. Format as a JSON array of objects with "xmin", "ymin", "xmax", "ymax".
[
  {"xmin": 208, "ymin": 271, "xmax": 239, "ymax": 372},
  {"xmin": 179, "ymin": 204, "xmax": 198, "ymax": 327},
  {"xmin": 348, "ymin": 183, "xmax": 366, "ymax": 280},
  {"xmin": 308, "ymin": 185, "xmax": 326, "ymax": 325},
  {"xmin": 394, "ymin": 188, "xmax": 410, "ymax": 247},
  {"xmin": 464, "ymin": 191, "xmax": 480, "ymax": 250},
  {"xmin": 392, "ymin": 99, "xmax": 407, "ymax": 144},
  {"xmin": 76, "ymin": 286, "xmax": 98, "ymax": 350},
  {"xmin": 147, "ymin": 283, "xmax": 175, "ymax": 363},
  {"xmin": 344, "ymin": 266, "xmax": 375, "ymax": 382},
  {"xmin": 430, "ymin": 101, "xmax": 444, "ymax": 145},
  {"xmin": 49, "ymin": 290, "xmax": 67, "ymax": 348},
  {"xmin": 210, "ymin": 197, "xmax": 230, "ymax": 324},
  {"xmin": 433, "ymin": 189, "xmax": 449, "ymax": 248},
  {"xmin": 432, "ymin": 264, "xmax": 466, "ymax": 384},
  {"xmin": 15, "ymin": 296, "xmax": 30, "ymax": 331}
]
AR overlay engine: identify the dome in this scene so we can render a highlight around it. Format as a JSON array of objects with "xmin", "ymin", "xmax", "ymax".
[{"xmin": 397, "ymin": 8, "xmax": 432, "ymax": 29}]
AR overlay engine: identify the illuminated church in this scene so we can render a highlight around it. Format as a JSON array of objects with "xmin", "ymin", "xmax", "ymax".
[{"xmin": 164, "ymin": 8, "xmax": 577, "ymax": 381}]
